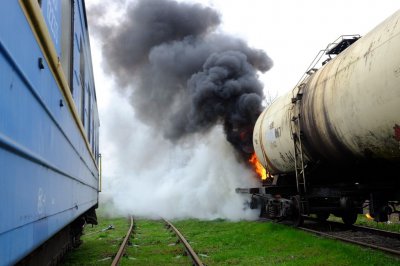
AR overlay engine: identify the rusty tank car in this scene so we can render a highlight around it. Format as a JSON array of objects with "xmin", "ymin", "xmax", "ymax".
[{"xmin": 239, "ymin": 10, "xmax": 400, "ymax": 226}]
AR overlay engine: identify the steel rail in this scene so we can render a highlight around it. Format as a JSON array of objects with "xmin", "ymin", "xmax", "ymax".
[
  {"xmin": 258, "ymin": 217, "xmax": 400, "ymax": 257},
  {"xmin": 163, "ymin": 219, "xmax": 204, "ymax": 266},
  {"xmin": 354, "ymin": 224, "xmax": 400, "ymax": 238},
  {"xmin": 298, "ymin": 218, "xmax": 400, "ymax": 257},
  {"xmin": 111, "ymin": 216, "xmax": 134, "ymax": 266},
  {"xmin": 298, "ymin": 226, "xmax": 400, "ymax": 256},
  {"xmin": 304, "ymin": 216, "xmax": 400, "ymax": 238}
]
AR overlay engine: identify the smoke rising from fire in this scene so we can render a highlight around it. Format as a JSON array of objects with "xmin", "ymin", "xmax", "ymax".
[
  {"xmin": 88, "ymin": 0, "xmax": 271, "ymax": 220},
  {"xmin": 97, "ymin": 0, "xmax": 272, "ymax": 157}
]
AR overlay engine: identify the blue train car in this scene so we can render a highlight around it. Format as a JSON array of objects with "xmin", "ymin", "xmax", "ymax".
[{"xmin": 0, "ymin": 0, "xmax": 100, "ymax": 264}]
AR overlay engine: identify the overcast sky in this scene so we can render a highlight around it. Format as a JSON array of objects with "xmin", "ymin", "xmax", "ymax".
[
  {"xmin": 87, "ymin": 0, "xmax": 399, "ymax": 166},
  {"xmin": 84, "ymin": 0, "xmax": 399, "ymax": 218},
  {"xmin": 88, "ymin": 0, "xmax": 400, "ymax": 102},
  {"xmin": 199, "ymin": 0, "xmax": 399, "ymax": 98}
]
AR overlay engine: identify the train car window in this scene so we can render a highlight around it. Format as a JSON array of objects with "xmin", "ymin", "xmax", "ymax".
[
  {"xmin": 96, "ymin": 128, "xmax": 99, "ymax": 164},
  {"xmin": 92, "ymin": 111, "xmax": 95, "ymax": 151},
  {"xmin": 92, "ymin": 117, "xmax": 95, "ymax": 149},
  {"xmin": 80, "ymin": 37, "xmax": 85, "ymax": 126},
  {"xmin": 61, "ymin": 0, "xmax": 74, "ymax": 92},
  {"xmin": 95, "ymin": 123, "xmax": 100, "ymax": 164},
  {"xmin": 92, "ymin": 104, "xmax": 95, "ymax": 151},
  {"xmin": 88, "ymin": 89, "xmax": 91, "ymax": 140},
  {"xmin": 81, "ymin": 88, "xmax": 85, "ymax": 126}
]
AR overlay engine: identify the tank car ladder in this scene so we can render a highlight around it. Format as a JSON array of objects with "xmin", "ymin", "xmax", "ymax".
[{"xmin": 291, "ymin": 82, "xmax": 309, "ymax": 215}]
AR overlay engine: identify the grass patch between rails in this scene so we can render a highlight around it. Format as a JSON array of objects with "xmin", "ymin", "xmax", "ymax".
[
  {"xmin": 120, "ymin": 219, "xmax": 191, "ymax": 266},
  {"xmin": 172, "ymin": 219, "xmax": 400, "ymax": 266},
  {"xmin": 62, "ymin": 215, "xmax": 400, "ymax": 265}
]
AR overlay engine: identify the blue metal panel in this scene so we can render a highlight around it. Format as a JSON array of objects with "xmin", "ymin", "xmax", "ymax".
[
  {"xmin": 0, "ymin": 36, "xmax": 97, "ymax": 189},
  {"xmin": 0, "ymin": 1, "xmax": 99, "ymax": 264}
]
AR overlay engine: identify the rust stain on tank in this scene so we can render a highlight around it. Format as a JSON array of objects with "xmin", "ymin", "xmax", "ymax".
[{"xmin": 394, "ymin": 124, "xmax": 400, "ymax": 141}]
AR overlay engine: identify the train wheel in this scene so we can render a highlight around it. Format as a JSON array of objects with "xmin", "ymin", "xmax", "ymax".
[
  {"xmin": 250, "ymin": 197, "xmax": 258, "ymax": 209},
  {"xmin": 260, "ymin": 202, "xmax": 267, "ymax": 218},
  {"xmin": 316, "ymin": 212, "xmax": 330, "ymax": 222},
  {"xmin": 291, "ymin": 195, "xmax": 304, "ymax": 227},
  {"xmin": 342, "ymin": 211, "xmax": 358, "ymax": 226}
]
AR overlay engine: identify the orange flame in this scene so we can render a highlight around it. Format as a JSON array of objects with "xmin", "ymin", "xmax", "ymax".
[
  {"xmin": 365, "ymin": 213, "xmax": 373, "ymax": 220},
  {"xmin": 249, "ymin": 153, "xmax": 268, "ymax": 180}
]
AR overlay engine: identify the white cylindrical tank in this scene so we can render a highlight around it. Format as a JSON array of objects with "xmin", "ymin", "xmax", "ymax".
[
  {"xmin": 253, "ymin": 92, "xmax": 307, "ymax": 174},
  {"xmin": 254, "ymin": 10, "xmax": 400, "ymax": 174}
]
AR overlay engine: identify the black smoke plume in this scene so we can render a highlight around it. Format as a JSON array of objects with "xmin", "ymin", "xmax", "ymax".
[{"xmin": 96, "ymin": 0, "xmax": 273, "ymax": 158}]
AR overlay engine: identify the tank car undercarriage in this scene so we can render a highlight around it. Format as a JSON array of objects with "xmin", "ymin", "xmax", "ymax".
[{"xmin": 238, "ymin": 170, "xmax": 400, "ymax": 226}]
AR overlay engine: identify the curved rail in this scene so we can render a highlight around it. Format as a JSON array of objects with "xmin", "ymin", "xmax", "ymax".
[
  {"xmin": 299, "ymin": 218, "xmax": 400, "ymax": 257},
  {"xmin": 111, "ymin": 216, "xmax": 134, "ymax": 266},
  {"xmin": 163, "ymin": 219, "xmax": 204, "ymax": 266}
]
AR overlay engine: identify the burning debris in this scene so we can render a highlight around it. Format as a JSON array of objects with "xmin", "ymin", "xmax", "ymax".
[{"xmin": 97, "ymin": 0, "xmax": 272, "ymax": 168}]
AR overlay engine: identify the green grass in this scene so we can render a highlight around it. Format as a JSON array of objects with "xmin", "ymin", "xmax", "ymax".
[
  {"xmin": 61, "ymin": 216, "xmax": 130, "ymax": 265},
  {"xmin": 328, "ymin": 214, "xmax": 400, "ymax": 233},
  {"xmin": 120, "ymin": 220, "xmax": 191, "ymax": 265},
  {"xmin": 62, "ymin": 216, "xmax": 400, "ymax": 265},
  {"xmin": 172, "ymin": 219, "xmax": 400, "ymax": 266}
]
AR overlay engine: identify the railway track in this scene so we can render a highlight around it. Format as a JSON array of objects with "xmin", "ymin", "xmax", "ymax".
[
  {"xmin": 298, "ymin": 217, "xmax": 400, "ymax": 257},
  {"xmin": 163, "ymin": 218, "xmax": 204, "ymax": 266},
  {"xmin": 111, "ymin": 216, "xmax": 204, "ymax": 266},
  {"xmin": 258, "ymin": 216, "xmax": 400, "ymax": 257},
  {"xmin": 111, "ymin": 216, "xmax": 135, "ymax": 266}
]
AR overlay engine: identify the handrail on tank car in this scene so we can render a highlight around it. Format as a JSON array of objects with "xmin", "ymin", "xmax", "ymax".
[{"xmin": 292, "ymin": 34, "xmax": 361, "ymax": 96}]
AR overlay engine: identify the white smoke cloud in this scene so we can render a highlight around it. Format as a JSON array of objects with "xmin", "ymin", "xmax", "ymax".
[
  {"xmin": 87, "ymin": 0, "xmax": 261, "ymax": 220},
  {"xmin": 98, "ymin": 83, "xmax": 259, "ymax": 220},
  {"xmin": 88, "ymin": 0, "xmax": 400, "ymax": 220}
]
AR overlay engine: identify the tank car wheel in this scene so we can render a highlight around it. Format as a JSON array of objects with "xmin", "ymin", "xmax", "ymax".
[
  {"xmin": 259, "ymin": 202, "xmax": 267, "ymax": 218},
  {"xmin": 291, "ymin": 195, "xmax": 304, "ymax": 227},
  {"xmin": 316, "ymin": 212, "xmax": 330, "ymax": 222},
  {"xmin": 342, "ymin": 211, "xmax": 358, "ymax": 226},
  {"xmin": 250, "ymin": 196, "xmax": 258, "ymax": 209}
]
